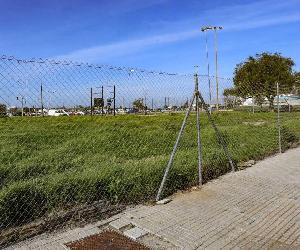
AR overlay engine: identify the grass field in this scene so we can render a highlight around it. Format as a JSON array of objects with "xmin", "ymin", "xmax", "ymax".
[{"xmin": 0, "ymin": 111, "xmax": 299, "ymax": 229}]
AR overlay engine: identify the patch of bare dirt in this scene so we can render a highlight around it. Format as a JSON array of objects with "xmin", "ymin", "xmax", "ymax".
[{"xmin": 66, "ymin": 230, "xmax": 149, "ymax": 250}]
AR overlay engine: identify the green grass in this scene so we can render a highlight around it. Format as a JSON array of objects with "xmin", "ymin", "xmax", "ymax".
[{"xmin": 0, "ymin": 111, "xmax": 299, "ymax": 229}]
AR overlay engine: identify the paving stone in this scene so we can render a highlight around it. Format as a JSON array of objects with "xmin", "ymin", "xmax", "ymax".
[
  {"xmin": 123, "ymin": 227, "xmax": 148, "ymax": 240},
  {"xmin": 108, "ymin": 218, "xmax": 132, "ymax": 231}
]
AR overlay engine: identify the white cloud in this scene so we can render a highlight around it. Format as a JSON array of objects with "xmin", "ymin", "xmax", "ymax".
[
  {"xmin": 225, "ymin": 13, "xmax": 300, "ymax": 31},
  {"xmin": 55, "ymin": 0, "xmax": 300, "ymax": 62},
  {"xmin": 55, "ymin": 30, "xmax": 199, "ymax": 62}
]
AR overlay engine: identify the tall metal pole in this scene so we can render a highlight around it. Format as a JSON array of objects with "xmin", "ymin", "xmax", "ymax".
[
  {"xmin": 101, "ymin": 86, "xmax": 104, "ymax": 116},
  {"xmin": 21, "ymin": 97, "xmax": 24, "ymax": 117},
  {"xmin": 40, "ymin": 83, "xmax": 44, "ymax": 117},
  {"xmin": 277, "ymin": 82, "xmax": 282, "ymax": 153},
  {"xmin": 195, "ymin": 74, "xmax": 203, "ymax": 186},
  {"xmin": 156, "ymin": 93, "xmax": 196, "ymax": 201},
  {"xmin": 151, "ymin": 98, "xmax": 154, "ymax": 111},
  {"xmin": 90, "ymin": 87, "xmax": 93, "ymax": 116},
  {"xmin": 214, "ymin": 28, "xmax": 219, "ymax": 111},
  {"xmin": 204, "ymin": 31, "xmax": 212, "ymax": 114},
  {"xmin": 144, "ymin": 96, "xmax": 147, "ymax": 115},
  {"xmin": 113, "ymin": 85, "xmax": 116, "ymax": 116}
]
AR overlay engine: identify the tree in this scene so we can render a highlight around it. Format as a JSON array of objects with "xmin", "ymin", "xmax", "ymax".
[
  {"xmin": 231, "ymin": 53, "xmax": 295, "ymax": 110},
  {"xmin": 23, "ymin": 107, "xmax": 30, "ymax": 113},
  {"xmin": 223, "ymin": 88, "xmax": 242, "ymax": 108},
  {"xmin": 294, "ymin": 72, "xmax": 300, "ymax": 95},
  {"xmin": 132, "ymin": 99, "xmax": 145, "ymax": 111},
  {"xmin": 0, "ymin": 103, "xmax": 7, "ymax": 115}
]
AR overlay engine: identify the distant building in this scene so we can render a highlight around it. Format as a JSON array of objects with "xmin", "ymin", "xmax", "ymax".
[
  {"xmin": 242, "ymin": 98, "xmax": 255, "ymax": 106},
  {"xmin": 242, "ymin": 94, "xmax": 300, "ymax": 106},
  {"xmin": 279, "ymin": 94, "xmax": 300, "ymax": 106}
]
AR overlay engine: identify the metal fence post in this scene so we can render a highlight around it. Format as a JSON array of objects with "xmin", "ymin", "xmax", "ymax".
[
  {"xmin": 277, "ymin": 82, "xmax": 282, "ymax": 153},
  {"xmin": 156, "ymin": 93, "xmax": 195, "ymax": 202},
  {"xmin": 195, "ymin": 74, "xmax": 203, "ymax": 186}
]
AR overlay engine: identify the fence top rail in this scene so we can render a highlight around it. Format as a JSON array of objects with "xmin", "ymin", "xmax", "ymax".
[
  {"xmin": 0, "ymin": 54, "xmax": 191, "ymax": 77},
  {"xmin": 0, "ymin": 54, "xmax": 232, "ymax": 80}
]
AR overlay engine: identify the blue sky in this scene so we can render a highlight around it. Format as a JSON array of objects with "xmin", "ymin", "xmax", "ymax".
[{"xmin": 1, "ymin": 0, "xmax": 300, "ymax": 77}]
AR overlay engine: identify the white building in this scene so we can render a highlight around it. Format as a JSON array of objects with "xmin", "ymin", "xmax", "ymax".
[{"xmin": 242, "ymin": 95, "xmax": 300, "ymax": 106}]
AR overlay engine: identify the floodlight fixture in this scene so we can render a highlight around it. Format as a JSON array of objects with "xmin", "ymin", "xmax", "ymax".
[
  {"xmin": 212, "ymin": 26, "xmax": 223, "ymax": 30},
  {"xmin": 201, "ymin": 26, "xmax": 213, "ymax": 32}
]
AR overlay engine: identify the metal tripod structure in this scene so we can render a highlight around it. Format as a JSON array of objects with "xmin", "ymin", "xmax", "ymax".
[{"xmin": 156, "ymin": 74, "xmax": 235, "ymax": 202}]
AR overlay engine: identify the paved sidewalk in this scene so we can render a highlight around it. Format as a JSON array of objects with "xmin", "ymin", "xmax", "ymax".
[{"xmin": 6, "ymin": 147, "xmax": 300, "ymax": 249}]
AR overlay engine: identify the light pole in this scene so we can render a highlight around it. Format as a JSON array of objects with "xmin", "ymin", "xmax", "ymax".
[
  {"xmin": 106, "ymin": 85, "xmax": 116, "ymax": 116},
  {"xmin": 113, "ymin": 85, "xmax": 116, "ymax": 116},
  {"xmin": 213, "ymin": 26, "xmax": 223, "ymax": 111},
  {"xmin": 17, "ymin": 95, "xmax": 25, "ymax": 117},
  {"xmin": 95, "ymin": 86, "xmax": 104, "ymax": 115},
  {"xmin": 201, "ymin": 26, "xmax": 213, "ymax": 114},
  {"xmin": 90, "ymin": 87, "xmax": 94, "ymax": 116},
  {"xmin": 40, "ymin": 83, "xmax": 44, "ymax": 117}
]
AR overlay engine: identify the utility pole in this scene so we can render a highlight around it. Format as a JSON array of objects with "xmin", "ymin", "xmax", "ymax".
[
  {"xmin": 113, "ymin": 85, "xmax": 116, "ymax": 116},
  {"xmin": 201, "ymin": 26, "xmax": 213, "ymax": 114},
  {"xmin": 151, "ymin": 98, "xmax": 154, "ymax": 111},
  {"xmin": 90, "ymin": 87, "xmax": 93, "ymax": 116},
  {"xmin": 213, "ymin": 26, "xmax": 223, "ymax": 111},
  {"xmin": 17, "ymin": 96, "xmax": 25, "ymax": 117},
  {"xmin": 40, "ymin": 83, "xmax": 44, "ymax": 117},
  {"xmin": 101, "ymin": 86, "xmax": 104, "ymax": 116},
  {"xmin": 144, "ymin": 96, "xmax": 147, "ymax": 115}
]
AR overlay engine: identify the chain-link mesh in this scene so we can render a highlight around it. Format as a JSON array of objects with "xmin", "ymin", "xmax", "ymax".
[{"xmin": 0, "ymin": 56, "xmax": 299, "ymax": 247}]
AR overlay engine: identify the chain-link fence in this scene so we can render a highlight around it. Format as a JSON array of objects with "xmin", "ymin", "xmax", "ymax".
[{"xmin": 0, "ymin": 56, "xmax": 299, "ymax": 247}]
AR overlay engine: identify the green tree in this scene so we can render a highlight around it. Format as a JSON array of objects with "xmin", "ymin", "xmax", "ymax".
[
  {"xmin": 231, "ymin": 53, "xmax": 295, "ymax": 110},
  {"xmin": 23, "ymin": 107, "xmax": 30, "ymax": 113},
  {"xmin": 294, "ymin": 72, "xmax": 300, "ymax": 94},
  {"xmin": 0, "ymin": 103, "xmax": 7, "ymax": 115},
  {"xmin": 132, "ymin": 98, "xmax": 145, "ymax": 111},
  {"xmin": 223, "ymin": 88, "xmax": 242, "ymax": 108}
]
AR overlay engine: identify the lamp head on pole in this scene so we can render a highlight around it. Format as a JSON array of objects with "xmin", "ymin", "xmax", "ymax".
[
  {"xmin": 213, "ymin": 26, "xmax": 223, "ymax": 30},
  {"xmin": 201, "ymin": 26, "xmax": 223, "ymax": 32},
  {"xmin": 201, "ymin": 26, "xmax": 213, "ymax": 32}
]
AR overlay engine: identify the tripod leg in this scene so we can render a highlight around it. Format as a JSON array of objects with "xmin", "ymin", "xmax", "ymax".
[
  {"xmin": 156, "ymin": 93, "xmax": 196, "ymax": 202},
  {"xmin": 198, "ymin": 92, "xmax": 235, "ymax": 172},
  {"xmin": 196, "ymin": 95, "xmax": 203, "ymax": 186}
]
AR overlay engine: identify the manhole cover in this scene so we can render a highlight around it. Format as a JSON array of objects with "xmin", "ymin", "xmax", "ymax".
[{"xmin": 66, "ymin": 230, "xmax": 149, "ymax": 250}]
